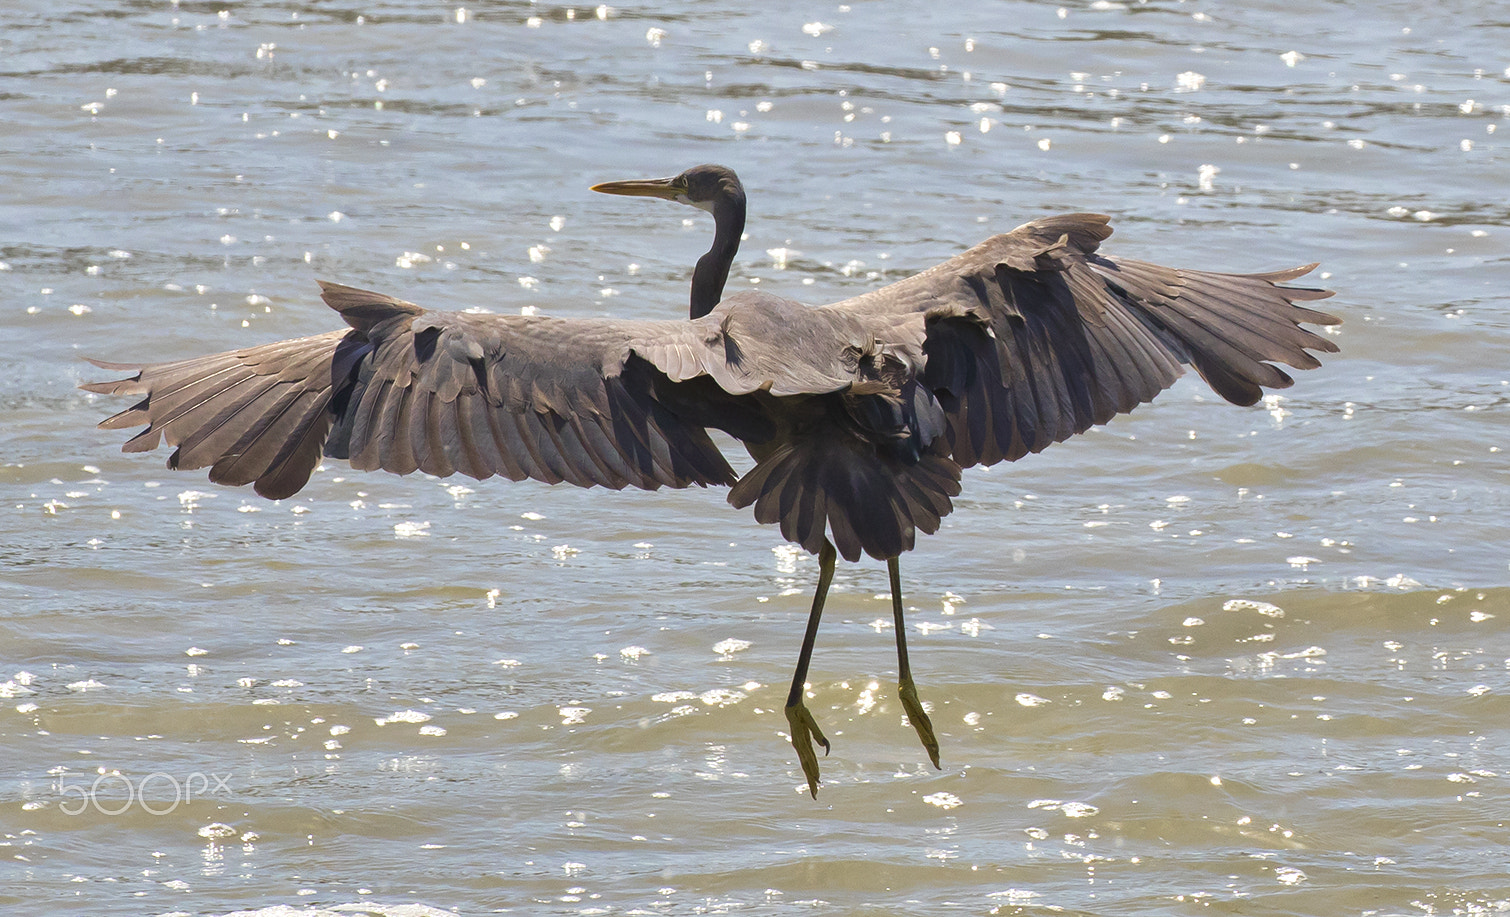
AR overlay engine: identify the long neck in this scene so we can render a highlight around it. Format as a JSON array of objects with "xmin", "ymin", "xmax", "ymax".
[{"xmin": 689, "ymin": 191, "xmax": 745, "ymax": 319}]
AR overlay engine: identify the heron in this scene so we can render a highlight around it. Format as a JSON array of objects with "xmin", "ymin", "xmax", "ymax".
[{"xmin": 83, "ymin": 164, "xmax": 1340, "ymax": 797}]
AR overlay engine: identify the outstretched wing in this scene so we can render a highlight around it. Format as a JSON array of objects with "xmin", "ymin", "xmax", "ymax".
[
  {"xmin": 826, "ymin": 213, "xmax": 1341, "ymax": 467},
  {"xmin": 84, "ymin": 282, "xmax": 738, "ymax": 499},
  {"xmin": 317, "ymin": 283, "xmax": 735, "ymax": 491}
]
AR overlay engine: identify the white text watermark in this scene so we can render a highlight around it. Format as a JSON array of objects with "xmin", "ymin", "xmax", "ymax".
[{"xmin": 57, "ymin": 771, "xmax": 233, "ymax": 816}]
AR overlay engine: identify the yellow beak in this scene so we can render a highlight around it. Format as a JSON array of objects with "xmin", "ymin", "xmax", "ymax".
[{"xmin": 589, "ymin": 176, "xmax": 686, "ymax": 201}]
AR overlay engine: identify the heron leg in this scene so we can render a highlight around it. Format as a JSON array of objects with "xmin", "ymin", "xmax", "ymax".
[
  {"xmin": 785, "ymin": 539, "xmax": 836, "ymax": 798},
  {"xmin": 890, "ymin": 556, "xmax": 940, "ymax": 769}
]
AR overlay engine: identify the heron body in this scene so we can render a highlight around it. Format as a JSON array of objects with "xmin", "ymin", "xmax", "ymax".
[{"xmin": 84, "ymin": 165, "xmax": 1340, "ymax": 796}]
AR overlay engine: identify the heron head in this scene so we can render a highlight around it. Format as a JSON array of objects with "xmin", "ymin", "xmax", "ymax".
[{"xmin": 591, "ymin": 164, "xmax": 744, "ymax": 215}]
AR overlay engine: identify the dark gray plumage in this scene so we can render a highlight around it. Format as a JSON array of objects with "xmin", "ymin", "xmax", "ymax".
[{"xmin": 84, "ymin": 164, "xmax": 1340, "ymax": 796}]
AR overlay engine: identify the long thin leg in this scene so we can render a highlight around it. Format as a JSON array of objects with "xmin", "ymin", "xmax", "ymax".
[
  {"xmin": 890, "ymin": 556, "xmax": 940, "ymax": 769},
  {"xmin": 785, "ymin": 539, "xmax": 836, "ymax": 798}
]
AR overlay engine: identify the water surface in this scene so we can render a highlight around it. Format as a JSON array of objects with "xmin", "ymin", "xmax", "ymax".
[{"xmin": 2, "ymin": 1, "xmax": 1507, "ymax": 915}]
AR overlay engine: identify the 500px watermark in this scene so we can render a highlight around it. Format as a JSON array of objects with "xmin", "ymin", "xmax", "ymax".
[{"xmin": 56, "ymin": 771, "xmax": 233, "ymax": 816}]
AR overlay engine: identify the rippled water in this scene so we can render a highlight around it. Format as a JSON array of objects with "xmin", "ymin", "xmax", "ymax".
[{"xmin": 3, "ymin": 1, "xmax": 1508, "ymax": 915}]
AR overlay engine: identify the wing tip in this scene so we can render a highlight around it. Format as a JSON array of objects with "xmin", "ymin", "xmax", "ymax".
[
  {"xmin": 82, "ymin": 355, "xmax": 141, "ymax": 371},
  {"xmin": 79, "ymin": 356, "xmax": 147, "ymax": 395}
]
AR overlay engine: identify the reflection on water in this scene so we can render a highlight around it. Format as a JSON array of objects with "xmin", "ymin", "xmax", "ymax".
[{"xmin": 3, "ymin": 0, "xmax": 1508, "ymax": 915}]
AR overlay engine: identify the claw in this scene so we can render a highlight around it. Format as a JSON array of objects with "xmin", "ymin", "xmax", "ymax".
[
  {"xmin": 785, "ymin": 700, "xmax": 831, "ymax": 797},
  {"xmin": 898, "ymin": 676, "xmax": 940, "ymax": 769}
]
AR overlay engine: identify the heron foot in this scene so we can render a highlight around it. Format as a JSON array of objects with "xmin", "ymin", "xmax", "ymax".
[
  {"xmin": 785, "ymin": 700, "xmax": 830, "ymax": 798},
  {"xmin": 899, "ymin": 676, "xmax": 941, "ymax": 769}
]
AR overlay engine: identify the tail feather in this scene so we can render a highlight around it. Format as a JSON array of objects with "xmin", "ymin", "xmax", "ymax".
[{"xmin": 729, "ymin": 437, "xmax": 961, "ymax": 562}]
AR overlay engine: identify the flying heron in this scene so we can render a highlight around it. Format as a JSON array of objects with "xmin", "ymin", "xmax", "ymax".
[{"xmin": 83, "ymin": 164, "xmax": 1340, "ymax": 797}]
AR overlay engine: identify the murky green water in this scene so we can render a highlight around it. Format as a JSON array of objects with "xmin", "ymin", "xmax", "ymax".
[{"xmin": 2, "ymin": 1, "xmax": 1507, "ymax": 915}]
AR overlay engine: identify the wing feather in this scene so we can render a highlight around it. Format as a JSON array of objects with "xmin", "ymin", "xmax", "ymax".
[
  {"xmin": 82, "ymin": 330, "xmax": 355, "ymax": 498},
  {"xmin": 324, "ymin": 283, "xmax": 738, "ymax": 489},
  {"xmin": 84, "ymin": 282, "xmax": 738, "ymax": 499},
  {"xmin": 828, "ymin": 213, "xmax": 1339, "ymax": 466}
]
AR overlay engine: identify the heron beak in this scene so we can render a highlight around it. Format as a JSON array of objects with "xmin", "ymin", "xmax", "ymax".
[{"xmin": 589, "ymin": 176, "xmax": 686, "ymax": 201}]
